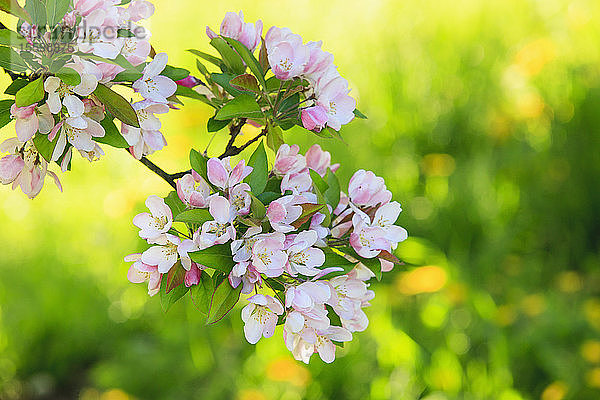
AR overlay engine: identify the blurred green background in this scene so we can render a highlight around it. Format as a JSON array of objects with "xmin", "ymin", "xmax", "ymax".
[{"xmin": 1, "ymin": 0, "xmax": 600, "ymax": 399}]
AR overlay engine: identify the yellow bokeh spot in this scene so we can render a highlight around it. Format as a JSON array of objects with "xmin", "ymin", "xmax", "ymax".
[
  {"xmin": 495, "ymin": 305, "xmax": 517, "ymax": 327},
  {"xmin": 556, "ymin": 271, "xmax": 582, "ymax": 293},
  {"xmin": 515, "ymin": 92, "xmax": 545, "ymax": 120},
  {"xmin": 520, "ymin": 294, "xmax": 546, "ymax": 317},
  {"xmin": 422, "ymin": 154, "xmax": 456, "ymax": 177},
  {"xmin": 101, "ymin": 389, "xmax": 132, "ymax": 400},
  {"xmin": 513, "ymin": 38, "xmax": 556, "ymax": 77},
  {"xmin": 396, "ymin": 266, "xmax": 447, "ymax": 296},
  {"xmin": 266, "ymin": 357, "xmax": 311, "ymax": 387},
  {"xmin": 586, "ymin": 368, "xmax": 600, "ymax": 388},
  {"xmin": 581, "ymin": 340, "xmax": 600, "ymax": 363},
  {"xmin": 583, "ymin": 298, "xmax": 600, "ymax": 331},
  {"xmin": 237, "ymin": 389, "xmax": 268, "ymax": 400},
  {"xmin": 541, "ymin": 381, "xmax": 567, "ymax": 400}
]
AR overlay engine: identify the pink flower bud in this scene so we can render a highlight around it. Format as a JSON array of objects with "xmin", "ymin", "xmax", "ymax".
[
  {"xmin": 301, "ymin": 105, "xmax": 328, "ymax": 132},
  {"xmin": 176, "ymin": 75, "xmax": 202, "ymax": 88},
  {"xmin": 0, "ymin": 154, "xmax": 24, "ymax": 184}
]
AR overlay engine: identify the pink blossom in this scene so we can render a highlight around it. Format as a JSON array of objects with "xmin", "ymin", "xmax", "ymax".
[
  {"xmin": 241, "ymin": 294, "xmax": 283, "ymax": 344},
  {"xmin": 327, "ymin": 275, "xmax": 370, "ymax": 331},
  {"xmin": 285, "ymin": 230, "xmax": 325, "ymax": 276},
  {"xmin": 301, "ymin": 105, "xmax": 328, "ymax": 132},
  {"xmin": 281, "ymin": 170, "xmax": 312, "ymax": 194},
  {"xmin": 305, "ymin": 144, "xmax": 339, "ymax": 177},
  {"xmin": 132, "ymin": 53, "xmax": 177, "ymax": 103},
  {"xmin": 228, "ymin": 261, "xmax": 262, "ymax": 294},
  {"xmin": 206, "ymin": 157, "xmax": 252, "ymax": 190},
  {"xmin": 10, "ymin": 103, "xmax": 39, "ymax": 142},
  {"xmin": 207, "ymin": 11, "xmax": 263, "ymax": 52},
  {"xmin": 121, "ymin": 100, "xmax": 169, "ymax": 160},
  {"xmin": 125, "ymin": 253, "xmax": 161, "ymax": 296},
  {"xmin": 273, "ymin": 144, "xmax": 306, "ymax": 176},
  {"xmin": 266, "ymin": 194, "xmax": 304, "ymax": 233},
  {"xmin": 141, "ymin": 233, "xmax": 181, "ymax": 273},
  {"xmin": 348, "ymin": 169, "xmax": 392, "ymax": 207},
  {"xmin": 229, "ymin": 183, "xmax": 251, "ymax": 215},
  {"xmin": 349, "ymin": 202, "xmax": 407, "ymax": 258},
  {"xmin": 96, "ymin": 62, "xmax": 125, "ymax": 83},
  {"xmin": 127, "ymin": 0, "xmax": 155, "ymax": 22},
  {"xmin": 303, "ymin": 41, "xmax": 334, "ymax": 78},
  {"xmin": 0, "ymin": 154, "xmax": 24, "ymax": 185},
  {"xmin": 265, "ymin": 27, "xmax": 309, "ymax": 81},
  {"xmin": 132, "ymin": 195, "xmax": 173, "ymax": 243},
  {"xmin": 230, "ymin": 226, "xmax": 262, "ymax": 262},
  {"xmin": 51, "ymin": 115, "xmax": 105, "ymax": 162},
  {"xmin": 62, "ymin": 11, "xmax": 77, "ymax": 28},
  {"xmin": 119, "ymin": 37, "xmax": 151, "ymax": 66},
  {"xmin": 177, "ymin": 171, "xmax": 211, "ymax": 208},
  {"xmin": 284, "ymin": 325, "xmax": 352, "ymax": 364},
  {"xmin": 199, "ymin": 195, "xmax": 236, "ymax": 246},
  {"xmin": 175, "ymin": 75, "xmax": 202, "ymax": 88},
  {"xmin": 315, "ymin": 73, "xmax": 356, "ymax": 131},
  {"xmin": 251, "ymin": 232, "xmax": 287, "ymax": 277},
  {"xmin": 184, "ymin": 263, "xmax": 204, "ymax": 287}
]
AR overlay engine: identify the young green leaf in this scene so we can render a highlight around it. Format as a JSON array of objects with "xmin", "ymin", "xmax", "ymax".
[
  {"xmin": 24, "ymin": 0, "xmax": 45, "ymax": 27},
  {"xmin": 174, "ymin": 208, "xmax": 212, "ymax": 225},
  {"xmin": 0, "ymin": 47, "xmax": 29, "ymax": 73},
  {"xmin": 164, "ymin": 191, "xmax": 186, "ymax": 216},
  {"xmin": 165, "ymin": 263, "xmax": 186, "ymax": 294},
  {"xmin": 160, "ymin": 272, "xmax": 189, "ymax": 313},
  {"xmin": 215, "ymin": 94, "xmax": 262, "ymax": 120},
  {"xmin": 210, "ymin": 72, "xmax": 243, "ymax": 96},
  {"xmin": 245, "ymin": 140, "xmax": 268, "ymax": 193},
  {"xmin": 93, "ymin": 84, "xmax": 140, "ymax": 128},
  {"xmin": 223, "ymin": 37, "xmax": 267, "ymax": 89},
  {"xmin": 189, "ymin": 149, "xmax": 208, "ymax": 180},
  {"xmin": 256, "ymin": 191, "xmax": 281, "ymax": 205},
  {"xmin": 187, "ymin": 49, "xmax": 222, "ymax": 67},
  {"xmin": 0, "ymin": 0, "xmax": 31, "ymax": 22},
  {"xmin": 210, "ymin": 37, "xmax": 245, "ymax": 74},
  {"xmin": 266, "ymin": 125, "xmax": 284, "ymax": 152},
  {"xmin": 291, "ymin": 203, "xmax": 326, "ymax": 229},
  {"xmin": 162, "ymin": 65, "xmax": 190, "ymax": 81},
  {"xmin": 189, "ymin": 244, "xmax": 235, "ymax": 274},
  {"xmin": 95, "ymin": 116, "xmax": 129, "ymax": 148},
  {"xmin": 249, "ymin": 193, "xmax": 266, "ymax": 219},
  {"xmin": 207, "ymin": 116, "xmax": 230, "ymax": 132},
  {"xmin": 206, "ymin": 279, "xmax": 242, "ymax": 324},
  {"xmin": 0, "ymin": 99, "xmax": 14, "ymax": 129},
  {"xmin": 56, "ymin": 66, "xmax": 81, "ymax": 86},
  {"xmin": 174, "ymin": 85, "xmax": 215, "ymax": 108},
  {"xmin": 353, "ymin": 108, "xmax": 368, "ymax": 119},
  {"xmin": 230, "ymin": 73, "xmax": 260, "ymax": 93},
  {"xmin": 46, "ymin": 0, "xmax": 70, "ymax": 26},
  {"xmin": 33, "ymin": 132, "xmax": 60, "ymax": 162},
  {"xmin": 0, "ymin": 29, "xmax": 26, "ymax": 47},
  {"xmin": 309, "ymin": 170, "xmax": 329, "ymax": 193},
  {"xmin": 4, "ymin": 79, "xmax": 28, "ymax": 95},
  {"xmin": 309, "ymin": 170, "xmax": 332, "ymax": 226},
  {"xmin": 190, "ymin": 271, "xmax": 214, "ymax": 315},
  {"xmin": 324, "ymin": 169, "xmax": 341, "ymax": 210},
  {"xmin": 15, "ymin": 77, "xmax": 44, "ymax": 107}
]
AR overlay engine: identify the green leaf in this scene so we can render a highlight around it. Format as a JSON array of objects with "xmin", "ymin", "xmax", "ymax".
[
  {"xmin": 0, "ymin": 47, "xmax": 29, "ymax": 73},
  {"xmin": 46, "ymin": 0, "xmax": 70, "ymax": 26},
  {"xmin": 187, "ymin": 49, "xmax": 222, "ymax": 67},
  {"xmin": 259, "ymin": 39, "xmax": 269, "ymax": 76},
  {"xmin": 0, "ymin": 0, "xmax": 31, "ymax": 22},
  {"xmin": 215, "ymin": 94, "xmax": 262, "ymax": 120},
  {"xmin": 265, "ymin": 76, "xmax": 282, "ymax": 92},
  {"xmin": 245, "ymin": 140, "xmax": 268, "ymax": 193},
  {"xmin": 114, "ymin": 70, "xmax": 143, "ymax": 82},
  {"xmin": 230, "ymin": 73, "xmax": 260, "ymax": 93},
  {"xmin": 174, "ymin": 85, "xmax": 215, "ymax": 108},
  {"xmin": 33, "ymin": 132, "xmax": 60, "ymax": 162},
  {"xmin": 164, "ymin": 191, "xmax": 186, "ymax": 216},
  {"xmin": 309, "ymin": 170, "xmax": 332, "ymax": 226},
  {"xmin": 56, "ymin": 66, "xmax": 81, "ymax": 86},
  {"xmin": 189, "ymin": 149, "xmax": 208, "ymax": 180},
  {"xmin": 353, "ymin": 108, "xmax": 368, "ymax": 119},
  {"xmin": 207, "ymin": 279, "xmax": 242, "ymax": 324},
  {"xmin": 4, "ymin": 78, "xmax": 28, "ymax": 95},
  {"xmin": 322, "ymin": 247, "xmax": 356, "ymax": 277},
  {"xmin": 162, "ymin": 65, "xmax": 189, "ymax": 81},
  {"xmin": 159, "ymin": 271, "xmax": 189, "ymax": 313},
  {"xmin": 207, "ymin": 116, "xmax": 230, "ymax": 132},
  {"xmin": 174, "ymin": 208, "xmax": 212, "ymax": 225},
  {"xmin": 249, "ymin": 193, "xmax": 266, "ymax": 219},
  {"xmin": 165, "ymin": 263, "xmax": 186, "ymax": 294},
  {"xmin": 339, "ymin": 246, "xmax": 382, "ymax": 281},
  {"xmin": 0, "ymin": 29, "xmax": 26, "ymax": 47},
  {"xmin": 223, "ymin": 37, "xmax": 267, "ymax": 90},
  {"xmin": 190, "ymin": 271, "xmax": 214, "ymax": 315},
  {"xmin": 210, "ymin": 37, "xmax": 245, "ymax": 74},
  {"xmin": 0, "ymin": 99, "xmax": 14, "ymax": 129},
  {"xmin": 210, "ymin": 72, "xmax": 243, "ymax": 96},
  {"xmin": 15, "ymin": 77, "xmax": 44, "ymax": 107},
  {"xmin": 93, "ymin": 83, "xmax": 140, "ymax": 128},
  {"xmin": 310, "ymin": 170, "xmax": 329, "ymax": 193},
  {"xmin": 324, "ymin": 169, "xmax": 341, "ymax": 210},
  {"xmin": 117, "ymin": 28, "xmax": 135, "ymax": 37},
  {"xmin": 24, "ymin": 0, "xmax": 45, "ymax": 27},
  {"xmin": 326, "ymin": 304, "xmax": 343, "ymax": 327},
  {"xmin": 189, "ymin": 244, "xmax": 235, "ymax": 274},
  {"xmin": 195, "ymin": 59, "xmax": 209, "ymax": 77},
  {"xmin": 94, "ymin": 116, "xmax": 129, "ymax": 148},
  {"xmin": 256, "ymin": 191, "xmax": 281, "ymax": 205},
  {"xmin": 266, "ymin": 125, "xmax": 284, "ymax": 152}
]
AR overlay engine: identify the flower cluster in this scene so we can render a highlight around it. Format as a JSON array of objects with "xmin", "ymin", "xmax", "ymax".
[
  {"xmin": 0, "ymin": 0, "xmax": 184, "ymax": 198},
  {"xmin": 127, "ymin": 143, "xmax": 407, "ymax": 363}
]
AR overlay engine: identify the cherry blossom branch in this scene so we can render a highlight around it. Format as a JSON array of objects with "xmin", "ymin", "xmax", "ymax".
[{"xmin": 219, "ymin": 123, "xmax": 269, "ymax": 159}]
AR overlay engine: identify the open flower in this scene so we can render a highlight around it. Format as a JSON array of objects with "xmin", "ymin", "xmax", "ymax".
[
  {"xmin": 206, "ymin": 157, "xmax": 253, "ymax": 190},
  {"xmin": 265, "ymin": 27, "xmax": 309, "ymax": 81},
  {"xmin": 50, "ymin": 115, "xmax": 105, "ymax": 163},
  {"xmin": 266, "ymin": 194, "xmax": 305, "ymax": 233},
  {"xmin": 121, "ymin": 100, "xmax": 169, "ymax": 160},
  {"xmin": 303, "ymin": 41, "xmax": 334, "ymax": 78},
  {"xmin": 132, "ymin": 53, "xmax": 177, "ymax": 103},
  {"xmin": 241, "ymin": 294, "xmax": 284, "ymax": 344},
  {"xmin": 125, "ymin": 253, "xmax": 161, "ymax": 296},
  {"xmin": 252, "ymin": 232, "xmax": 287, "ymax": 277},
  {"xmin": 273, "ymin": 144, "xmax": 306, "ymax": 176},
  {"xmin": 229, "ymin": 183, "xmax": 251, "ymax": 216},
  {"xmin": 199, "ymin": 195, "xmax": 236, "ymax": 246},
  {"xmin": 228, "ymin": 260, "xmax": 262, "ymax": 294},
  {"xmin": 177, "ymin": 171, "xmax": 211, "ymax": 208},
  {"xmin": 285, "ymin": 230, "xmax": 325, "ymax": 276},
  {"xmin": 348, "ymin": 169, "xmax": 392, "ymax": 207},
  {"xmin": 315, "ymin": 74, "xmax": 356, "ymax": 131},
  {"xmin": 11, "ymin": 104, "xmax": 39, "ymax": 142},
  {"xmin": 141, "ymin": 233, "xmax": 181, "ymax": 273},
  {"xmin": 132, "ymin": 195, "xmax": 173, "ymax": 243}
]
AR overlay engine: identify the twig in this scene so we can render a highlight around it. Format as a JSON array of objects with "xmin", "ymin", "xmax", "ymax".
[
  {"xmin": 219, "ymin": 121, "xmax": 268, "ymax": 158},
  {"xmin": 136, "ymin": 154, "xmax": 190, "ymax": 190}
]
